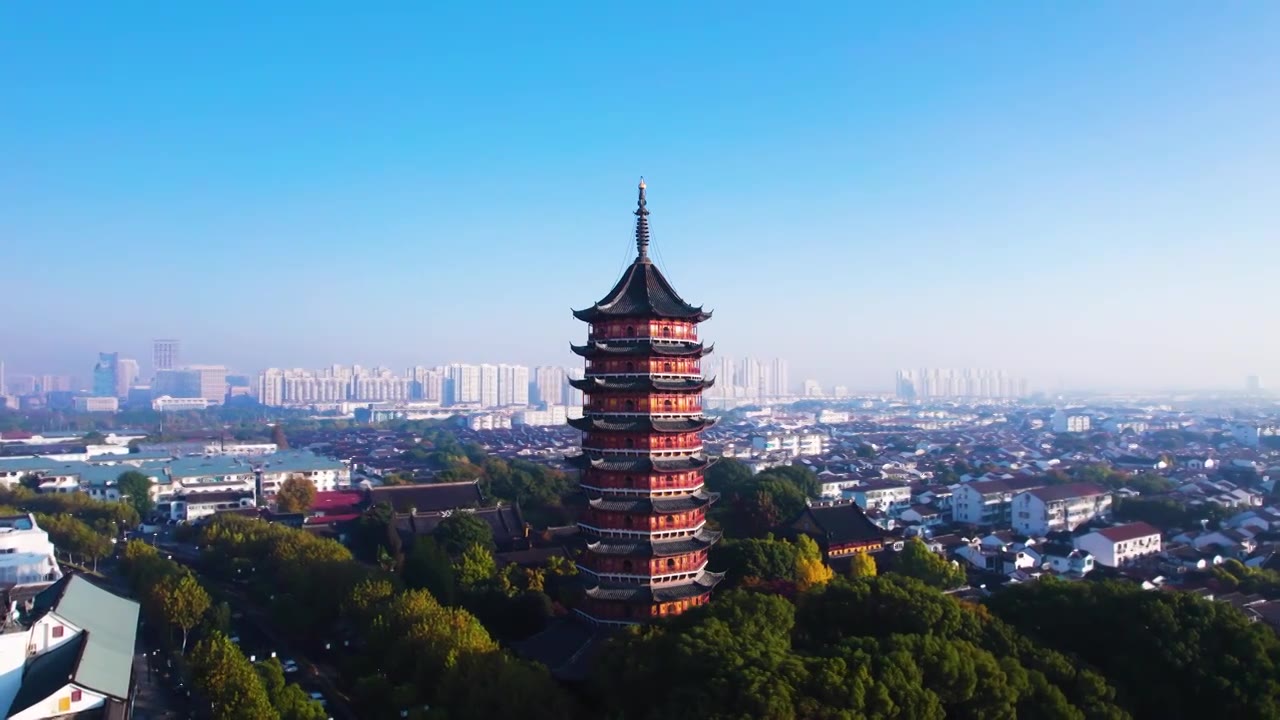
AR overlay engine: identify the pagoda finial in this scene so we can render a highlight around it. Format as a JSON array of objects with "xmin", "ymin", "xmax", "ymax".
[{"xmin": 635, "ymin": 177, "xmax": 651, "ymax": 261}]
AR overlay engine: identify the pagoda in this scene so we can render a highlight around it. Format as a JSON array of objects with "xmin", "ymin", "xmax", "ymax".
[{"xmin": 566, "ymin": 179, "xmax": 723, "ymax": 624}]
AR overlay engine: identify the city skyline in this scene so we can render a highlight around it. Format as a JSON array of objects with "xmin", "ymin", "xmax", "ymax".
[{"xmin": 4, "ymin": 5, "xmax": 1279, "ymax": 391}]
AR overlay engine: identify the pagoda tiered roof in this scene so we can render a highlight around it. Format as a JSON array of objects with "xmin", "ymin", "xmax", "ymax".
[
  {"xmin": 568, "ymin": 416, "xmax": 717, "ymax": 434},
  {"xmin": 583, "ymin": 570, "xmax": 724, "ymax": 603},
  {"xmin": 569, "ymin": 376, "xmax": 714, "ymax": 393},
  {"xmin": 571, "ymin": 263, "xmax": 710, "ymax": 323},
  {"xmin": 569, "ymin": 341, "xmax": 712, "ymax": 358},
  {"xmin": 584, "ymin": 529, "xmax": 722, "ymax": 557},
  {"xmin": 586, "ymin": 490, "xmax": 719, "ymax": 514},
  {"xmin": 566, "ymin": 453, "xmax": 715, "ymax": 474}
]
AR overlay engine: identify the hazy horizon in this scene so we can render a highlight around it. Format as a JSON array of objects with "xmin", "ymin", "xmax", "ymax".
[{"xmin": 4, "ymin": 4, "xmax": 1277, "ymax": 392}]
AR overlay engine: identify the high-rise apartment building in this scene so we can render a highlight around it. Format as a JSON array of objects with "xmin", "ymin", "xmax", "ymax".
[
  {"xmin": 477, "ymin": 364, "xmax": 499, "ymax": 408},
  {"xmin": 408, "ymin": 366, "xmax": 445, "ymax": 403},
  {"xmin": 153, "ymin": 339, "xmax": 179, "ymax": 373},
  {"xmin": 896, "ymin": 368, "xmax": 1029, "ymax": 400},
  {"xmin": 532, "ymin": 366, "xmax": 567, "ymax": 406},
  {"xmin": 445, "ymin": 364, "xmax": 481, "ymax": 405},
  {"xmin": 496, "ymin": 364, "xmax": 529, "ymax": 406},
  {"xmin": 563, "ymin": 367, "xmax": 584, "ymax": 406}
]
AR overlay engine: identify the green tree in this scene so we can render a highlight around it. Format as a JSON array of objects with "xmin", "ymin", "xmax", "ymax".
[
  {"xmin": 150, "ymin": 571, "xmax": 211, "ymax": 652},
  {"xmin": 715, "ymin": 535, "xmax": 802, "ymax": 584},
  {"xmin": 189, "ymin": 633, "xmax": 279, "ymax": 720},
  {"xmin": 17, "ymin": 474, "xmax": 41, "ymax": 490},
  {"xmin": 455, "ymin": 543, "xmax": 499, "ymax": 593},
  {"xmin": 116, "ymin": 470, "xmax": 155, "ymax": 518},
  {"xmin": 705, "ymin": 457, "xmax": 755, "ymax": 494},
  {"xmin": 271, "ymin": 424, "xmax": 289, "ymax": 450},
  {"xmin": 895, "ymin": 537, "xmax": 966, "ymax": 590},
  {"xmin": 256, "ymin": 658, "xmax": 327, "ymax": 720},
  {"xmin": 433, "ymin": 513, "xmax": 495, "ymax": 555},
  {"xmin": 275, "ymin": 475, "xmax": 316, "ymax": 514},
  {"xmin": 403, "ymin": 536, "xmax": 457, "ymax": 605}
]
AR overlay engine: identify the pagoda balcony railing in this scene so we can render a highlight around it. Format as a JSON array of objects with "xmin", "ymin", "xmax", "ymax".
[
  {"xmin": 583, "ymin": 370, "xmax": 704, "ymax": 379},
  {"xmin": 579, "ymin": 482, "xmax": 706, "ymax": 496},
  {"xmin": 578, "ymin": 521, "xmax": 706, "ymax": 540},
  {"xmin": 587, "ymin": 326, "xmax": 699, "ymax": 342},
  {"xmin": 577, "ymin": 446, "xmax": 705, "ymax": 456},
  {"xmin": 584, "ymin": 410, "xmax": 704, "ymax": 419},
  {"xmin": 575, "ymin": 562, "xmax": 709, "ymax": 586}
]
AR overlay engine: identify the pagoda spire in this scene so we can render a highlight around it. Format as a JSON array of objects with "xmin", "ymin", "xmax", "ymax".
[{"xmin": 635, "ymin": 177, "xmax": 651, "ymax": 262}]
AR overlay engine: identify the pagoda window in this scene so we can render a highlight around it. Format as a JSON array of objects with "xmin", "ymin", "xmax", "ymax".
[
  {"xmin": 626, "ymin": 326, "xmax": 636, "ymax": 337},
  {"xmin": 664, "ymin": 437, "xmax": 674, "ymax": 448},
  {"xmin": 624, "ymin": 476, "xmax": 634, "ymax": 487},
  {"xmin": 626, "ymin": 362, "xmax": 635, "ymax": 372},
  {"xmin": 663, "ymin": 399, "xmax": 673, "ymax": 410},
  {"xmin": 622, "ymin": 560, "xmax": 634, "ymax": 573},
  {"xmin": 625, "ymin": 438, "xmax": 634, "ymax": 449},
  {"xmin": 662, "ymin": 515, "xmax": 673, "ymax": 526},
  {"xmin": 625, "ymin": 400, "xmax": 636, "ymax": 412},
  {"xmin": 666, "ymin": 558, "xmax": 676, "ymax": 570},
  {"xmin": 662, "ymin": 326, "xmax": 672, "ymax": 337},
  {"xmin": 624, "ymin": 515, "xmax": 633, "ymax": 527},
  {"xmin": 663, "ymin": 362, "xmax": 673, "ymax": 372}
]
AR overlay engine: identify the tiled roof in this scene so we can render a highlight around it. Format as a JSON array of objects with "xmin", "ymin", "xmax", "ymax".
[
  {"xmin": 368, "ymin": 481, "xmax": 484, "ymax": 513},
  {"xmin": 800, "ymin": 503, "xmax": 886, "ymax": 545},
  {"xmin": 569, "ymin": 376, "xmax": 714, "ymax": 393},
  {"xmin": 1025, "ymin": 482, "xmax": 1108, "ymax": 503},
  {"xmin": 583, "ymin": 570, "xmax": 724, "ymax": 602},
  {"xmin": 566, "ymin": 453, "xmax": 715, "ymax": 474},
  {"xmin": 572, "ymin": 258, "xmax": 710, "ymax": 322},
  {"xmin": 26, "ymin": 575, "xmax": 139, "ymax": 701},
  {"xmin": 1096, "ymin": 522, "xmax": 1162, "ymax": 543},
  {"xmin": 585, "ymin": 529, "xmax": 721, "ymax": 557},
  {"xmin": 586, "ymin": 490, "xmax": 718, "ymax": 514}
]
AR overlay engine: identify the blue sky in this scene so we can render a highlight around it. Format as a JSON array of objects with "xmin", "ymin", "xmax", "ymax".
[{"xmin": 3, "ymin": 3, "xmax": 1277, "ymax": 391}]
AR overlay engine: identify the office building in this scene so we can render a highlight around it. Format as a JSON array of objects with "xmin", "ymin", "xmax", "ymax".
[
  {"xmin": 90, "ymin": 353, "xmax": 118, "ymax": 397},
  {"xmin": 115, "ymin": 358, "xmax": 138, "ymax": 398},
  {"xmin": 72, "ymin": 397, "xmax": 118, "ymax": 413},
  {"xmin": 153, "ymin": 339, "xmax": 179, "ymax": 373}
]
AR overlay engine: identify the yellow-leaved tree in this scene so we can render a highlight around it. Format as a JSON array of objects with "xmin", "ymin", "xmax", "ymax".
[{"xmin": 793, "ymin": 534, "xmax": 834, "ymax": 590}]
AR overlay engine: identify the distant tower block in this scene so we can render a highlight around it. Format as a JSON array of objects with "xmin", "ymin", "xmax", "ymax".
[
  {"xmin": 153, "ymin": 339, "xmax": 179, "ymax": 373},
  {"xmin": 567, "ymin": 179, "xmax": 723, "ymax": 624}
]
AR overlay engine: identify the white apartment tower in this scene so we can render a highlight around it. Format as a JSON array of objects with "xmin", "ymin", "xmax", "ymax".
[{"xmin": 497, "ymin": 364, "xmax": 530, "ymax": 406}]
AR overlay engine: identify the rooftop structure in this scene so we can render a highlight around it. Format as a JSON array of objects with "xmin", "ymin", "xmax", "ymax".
[{"xmin": 568, "ymin": 180, "xmax": 722, "ymax": 624}]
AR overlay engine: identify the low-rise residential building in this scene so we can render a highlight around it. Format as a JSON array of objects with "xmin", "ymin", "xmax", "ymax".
[
  {"xmin": 0, "ymin": 575, "xmax": 139, "ymax": 719},
  {"xmin": 750, "ymin": 432, "xmax": 826, "ymax": 458},
  {"xmin": 0, "ymin": 516, "xmax": 62, "ymax": 589},
  {"xmin": 1075, "ymin": 522, "xmax": 1162, "ymax": 567},
  {"xmin": 1052, "ymin": 410, "xmax": 1090, "ymax": 433},
  {"xmin": 1012, "ymin": 483, "xmax": 1112, "ymax": 535},
  {"xmin": 1039, "ymin": 541, "xmax": 1094, "ymax": 576},
  {"xmin": 951, "ymin": 477, "xmax": 1047, "ymax": 527},
  {"xmin": 848, "ymin": 480, "xmax": 913, "ymax": 512}
]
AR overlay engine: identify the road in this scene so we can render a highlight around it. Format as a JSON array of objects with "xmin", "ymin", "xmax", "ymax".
[{"xmin": 155, "ymin": 538, "xmax": 355, "ymax": 720}]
